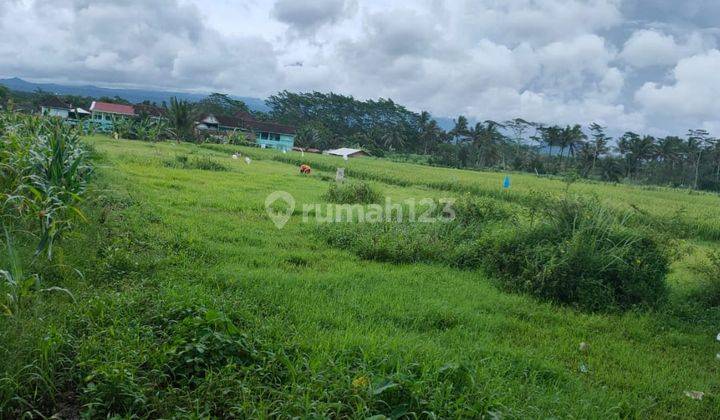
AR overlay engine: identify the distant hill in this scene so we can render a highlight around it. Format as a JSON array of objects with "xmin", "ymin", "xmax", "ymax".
[{"xmin": 0, "ymin": 77, "xmax": 270, "ymax": 112}]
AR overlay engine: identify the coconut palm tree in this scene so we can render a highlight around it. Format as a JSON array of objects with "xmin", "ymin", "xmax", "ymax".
[
  {"xmin": 587, "ymin": 123, "xmax": 610, "ymax": 175},
  {"xmin": 449, "ymin": 115, "xmax": 470, "ymax": 143},
  {"xmin": 167, "ymin": 97, "xmax": 195, "ymax": 142},
  {"xmin": 417, "ymin": 111, "xmax": 442, "ymax": 154},
  {"xmin": 382, "ymin": 127, "xmax": 406, "ymax": 151},
  {"xmin": 618, "ymin": 132, "xmax": 656, "ymax": 179}
]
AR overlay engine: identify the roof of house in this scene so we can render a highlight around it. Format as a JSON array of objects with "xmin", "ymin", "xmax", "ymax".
[
  {"xmin": 39, "ymin": 96, "xmax": 71, "ymax": 110},
  {"xmin": 90, "ymin": 101, "xmax": 135, "ymax": 116},
  {"xmin": 134, "ymin": 103, "xmax": 166, "ymax": 118},
  {"xmin": 325, "ymin": 148, "xmax": 369, "ymax": 157},
  {"xmin": 234, "ymin": 111, "xmax": 296, "ymax": 135},
  {"xmin": 215, "ymin": 114, "xmax": 245, "ymax": 128},
  {"xmin": 246, "ymin": 120, "xmax": 296, "ymax": 135}
]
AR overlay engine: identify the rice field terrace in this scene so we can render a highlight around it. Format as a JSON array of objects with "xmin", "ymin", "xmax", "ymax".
[{"xmin": 2, "ymin": 131, "xmax": 720, "ymax": 417}]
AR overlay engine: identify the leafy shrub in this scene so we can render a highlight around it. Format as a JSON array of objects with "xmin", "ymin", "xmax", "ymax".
[
  {"xmin": 164, "ymin": 155, "xmax": 228, "ymax": 172},
  {"xmin": 323, "ymin": 181, "xmax": 382, "ymax": 204},
  {"xmin": 322, "ymin": 195, "xmax": 669, "ymax": 311},
  {"xmin": 691, "ymin": 251, "xmax": 720, "ymax": 308}
]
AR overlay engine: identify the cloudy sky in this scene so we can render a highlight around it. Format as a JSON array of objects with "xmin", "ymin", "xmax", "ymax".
[{"xmin": 1, "ymin": 0, "xmax": 719, "ymax": 136}]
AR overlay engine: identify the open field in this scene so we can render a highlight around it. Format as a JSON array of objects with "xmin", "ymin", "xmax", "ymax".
[{"xmin": 2, "ymin": 136, "xmax": 719, "ymax": 417}]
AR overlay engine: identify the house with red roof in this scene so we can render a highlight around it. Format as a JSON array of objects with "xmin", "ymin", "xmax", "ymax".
[{"xmin": 89, "ymin": 101, "xmax": 136, "ymax": 129}]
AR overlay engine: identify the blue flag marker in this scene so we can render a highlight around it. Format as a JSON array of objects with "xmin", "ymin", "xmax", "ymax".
[{"xmin": 503, "ymin": 175, "xmax": 511, "ymax": 189}]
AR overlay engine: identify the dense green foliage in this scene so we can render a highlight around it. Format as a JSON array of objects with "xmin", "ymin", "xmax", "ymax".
[
  {"xmin": 194, "ymin": 92, "xmax": 250, "ymax": 117},
  {"xmin": 111, "ymin": 116, "xmax": 169, "ymax": 142}
]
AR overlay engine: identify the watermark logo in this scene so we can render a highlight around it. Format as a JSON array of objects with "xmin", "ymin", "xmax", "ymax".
[
  {"xmin": 265, "ymin": 191, "xmax": 295, "ymax": 229},
  {"xmin": 265, "ymin": 191, "xmax": 455, "ymax": 229}
]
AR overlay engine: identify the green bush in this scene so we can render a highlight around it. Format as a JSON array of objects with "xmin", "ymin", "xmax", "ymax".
[
  {"xmin": 691, "ymin": 251, "xmax": 720, "ymax": 308},
  {"xmin": 321, "ymin": 195, "xmax": 670, "ymax": 312},
  {"xmin": 323, "ymin": 181, "xmax": 382, "ymax": 204},
  {"xmin": 164, "ymin": 155, "xmax": 228, "ymax": 172}
]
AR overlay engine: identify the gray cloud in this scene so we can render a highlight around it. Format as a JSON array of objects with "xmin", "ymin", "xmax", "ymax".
[
  {"xmin": 272, "ymin": 0, "xmax": 357, "ymax": 37},
  {"xmin": 1, "ymin": 0, "xmax": 718, "ymax": 136},
  {"xmin": 0, "ymin": 0, "xmax": 281, "ymax": 95}
]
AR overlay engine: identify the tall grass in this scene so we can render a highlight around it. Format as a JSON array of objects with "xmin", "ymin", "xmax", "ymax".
[
  {"xmin": 323, "ymin": 181, "xmax": 382, "ymax": 204},
  {"xmin": 321, "ymin": 195, "xmax": 670, "ymax": 311}
]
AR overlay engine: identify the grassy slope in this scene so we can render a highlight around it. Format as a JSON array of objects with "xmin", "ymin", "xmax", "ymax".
[{"xmin": 1, "ymin": 136, "xmax": 719, "ymax": 417}]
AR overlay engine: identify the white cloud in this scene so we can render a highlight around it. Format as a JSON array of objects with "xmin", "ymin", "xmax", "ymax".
[
  {"xmin": 620, "ymin": 29, "xmax": 710, "ymax": 67},
  {"xmin": 635, "ymin": 49, "xmax": 720, "ymax": 119}
]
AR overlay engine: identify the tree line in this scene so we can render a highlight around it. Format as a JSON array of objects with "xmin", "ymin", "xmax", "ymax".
[
  {"xmin": 266, "ymin": 91, "xmax": 720, "ymax": 192},
  {"xmin": 2, "ymin": 85, "xmax": 719, "ymax": 192}
]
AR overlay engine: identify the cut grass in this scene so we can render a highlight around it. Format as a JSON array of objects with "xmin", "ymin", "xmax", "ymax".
[{"xmin": 1, "ymin": 136, "xmax": 719, "ymax": 417}]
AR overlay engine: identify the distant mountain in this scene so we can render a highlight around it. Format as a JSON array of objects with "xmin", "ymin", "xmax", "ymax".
[{"xmin": 0, "ymin": 77, "xmax": 270, "ymax": 112}]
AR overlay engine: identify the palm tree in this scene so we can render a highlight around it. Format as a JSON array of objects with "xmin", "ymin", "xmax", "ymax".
[
  {"xmin": 559, "ymin": 125, "xmax": 586, "ymax": 165},
  {"xmin": 618, "ymin": 132, "xmax": 656, "ymax": 179},
  {"xmin": 541, "ymin": 125, "xmax": 562, "ymax": 158},
  {"xmin": 449, "ymin": 115, "xmax": 470, "ymax": 143},
  {"xmin": 686, "ymin": 129, "xmax": 711, "ymax": 189},
  {"xmin": 382, "ymin": 127, "xmax": 406, "ymax": 151},
  {"xmin": 655, "ymin": 136, "xmax": 684, "ymax": 171},
  {"xmin": 504, "ymin": 118, "xmax": 530, "ymax": 162},
  {"xmin": 587, "ymin": 123, "xmax": 610, "ymax": 175},
  {"xmin": 417, "ymin": 111, "xmax": 441, "ymax": 154},
  {"xmin": 167, "ymin": 97, "xmax": 195, "ymax": 142}
]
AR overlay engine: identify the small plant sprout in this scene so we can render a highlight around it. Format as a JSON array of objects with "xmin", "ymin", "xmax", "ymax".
[{"xmin": 351, "ymin": 375, "xmax": 370, "ymax": 390}]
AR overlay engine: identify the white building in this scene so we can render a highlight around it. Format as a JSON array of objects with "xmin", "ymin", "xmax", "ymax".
[
  {"xmin": 39, "ymin": 96, "xmax": 72, "ymax": 118},
  {"xmin": 324, "ymin": 148, "xmax": 370, "ymax": 158}
]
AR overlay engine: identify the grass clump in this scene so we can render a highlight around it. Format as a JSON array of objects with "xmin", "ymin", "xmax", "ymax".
[
  {"xmin": 477, "ymin": 197, "xmax": 669, "ymax": 311},
  {"xmin": 323, "ymin": 181, "xmax": 382, "ymax": 204},
  {"xmin": 322, "ymin": 195, "xmax": 670, "ymax": 312},
  {"xmin": 164, "ymin": 155, "xmax": 228, "ymax": 172},
  {"xmin": 690, "ymin": 251, "xmax": 720, "ymax": 308}
]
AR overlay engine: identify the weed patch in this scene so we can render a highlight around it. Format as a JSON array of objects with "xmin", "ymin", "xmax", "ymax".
[
  {"xmin": 164, "ymin": 155, "xmax": 228, "ymax": 172},
  {"xmin": 323, "ymin": 181, "xmax": 382, "ymax": 204},
  {"xmin": 322, "ymin": 195, "xmax": 670, "ymax": 311}
]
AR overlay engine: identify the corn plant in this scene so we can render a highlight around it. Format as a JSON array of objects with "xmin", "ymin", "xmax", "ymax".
[
  {"xmin": 25, "ymin": 122, "xmax": 92, "ymax": 258},
  {"xmin": 0, "ymin": 225, "xmax": 33, "ymax": 315},
  {"xmin": 1, "ymin": 225, "xmax": 75, "ymax": 316},
  {"xmin": 1, "ymin": 113, "xmax": 92, "ymax": 259}
]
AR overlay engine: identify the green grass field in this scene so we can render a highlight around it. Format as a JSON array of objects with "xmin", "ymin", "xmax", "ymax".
[{"xmin": 2, "ymin": 136, "xmax": 719, "ymax": 417}]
